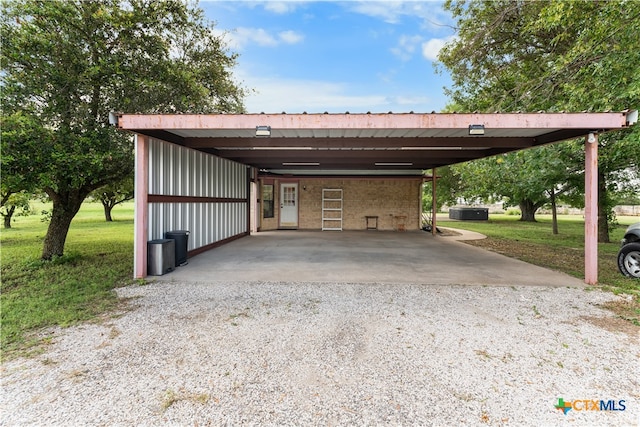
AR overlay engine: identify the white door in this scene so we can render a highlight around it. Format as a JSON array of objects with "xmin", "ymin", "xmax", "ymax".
[{"xmin": 280, "ymin": 183, "xmax": 298, "ymax": 228}]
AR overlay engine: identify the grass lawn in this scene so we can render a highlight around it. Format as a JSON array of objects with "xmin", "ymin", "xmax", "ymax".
[
  {"xmin": 438, "ymin": 213, "xmax": 640, "ymax": 325},
  {"xmin": 1, "ymin": 201, "xmax": 135, "ymax": 358}
]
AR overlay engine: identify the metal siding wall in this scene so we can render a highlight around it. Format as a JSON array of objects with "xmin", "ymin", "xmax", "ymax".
[
  {"xmin": 148, "ymin": 138, "xmax": 247, "ymax": 251},
  {"xmin": 148, "ymin": 201, "xmax": 247, "ymax": 251}
]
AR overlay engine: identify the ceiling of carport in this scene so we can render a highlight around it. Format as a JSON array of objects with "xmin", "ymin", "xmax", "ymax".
[{"xmin": 116, "ymin": 112, "xmax": 635, "ymax": 173}]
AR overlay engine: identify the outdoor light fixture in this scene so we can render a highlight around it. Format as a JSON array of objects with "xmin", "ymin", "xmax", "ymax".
[
  {"xmin": 588, "ymin": 132, "xmax": 597, "ymax": 143},
  {"xmin": 108, "ymin": 111, "xmax": 119, "ymax": 126},
  {"xmin": 468, "ymin": 124, "xmax": 485, "ymax": 135},
  {"xmin": 255, "ymin": 125, "xmax": 271, "ymax": 137}
]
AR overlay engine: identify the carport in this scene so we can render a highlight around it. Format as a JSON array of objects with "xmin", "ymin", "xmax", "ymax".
[{"xmin": 115, "ymin": 111, "xmax": 637, "ymax": 283}]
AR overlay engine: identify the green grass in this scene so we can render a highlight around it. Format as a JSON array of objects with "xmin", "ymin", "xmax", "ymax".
[
  {"xmin": 1, "ymin": 202, "xmax": 135, "ymax": 357},
  {"xmin": 438, "ymin": 214, "xmax": 640, "ymax": 324}
]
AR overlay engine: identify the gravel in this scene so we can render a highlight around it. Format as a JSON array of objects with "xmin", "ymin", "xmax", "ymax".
[{"xmin": 1, "ymin": 281, "xmax": 638, "ymax": 426}]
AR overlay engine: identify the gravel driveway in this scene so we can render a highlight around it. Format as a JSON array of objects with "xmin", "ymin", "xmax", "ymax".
[{"xmin": 1, "ymin": 280, "xmax": 638, "ymax": 426}]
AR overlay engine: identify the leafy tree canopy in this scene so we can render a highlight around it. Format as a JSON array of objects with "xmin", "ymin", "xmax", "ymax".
[
  {"xmin": 437, "ymin": 0, "xmax": 640, "ymax": 232},
  {"xmin": 1, "ymin": 0, "xmax": 246, "ymax": 259},
  {"xmin": 439, "ymin": 0, "xmax": 640, "ymax": 112},
  {"xmin": 90, "ymin": 176, "xmax": 135, "ymax": 222}
]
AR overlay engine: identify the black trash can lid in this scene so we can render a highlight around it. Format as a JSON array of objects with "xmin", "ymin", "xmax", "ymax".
[
  {"xmin": 148, "ymin": 238, "xmax": 174, "ymax": 244},
  {"xmin": 166, "ymin": 230, "xmax": 190, "ymax": 235}
]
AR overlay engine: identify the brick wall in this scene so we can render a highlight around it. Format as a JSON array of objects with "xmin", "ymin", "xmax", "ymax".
[{"xmin": 259, "ymin": 177, "xmax": 422, "ymax": 231}]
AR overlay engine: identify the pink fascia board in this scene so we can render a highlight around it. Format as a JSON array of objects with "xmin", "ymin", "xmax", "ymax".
[{"xmin": 116, "ymin": 112, "xmax": 633, "ymax": 132}]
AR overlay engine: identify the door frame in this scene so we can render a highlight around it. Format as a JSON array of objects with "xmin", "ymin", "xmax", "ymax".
[{"xmin": 279, "ymin": 182, "xmax": 299, "ymax": 229}]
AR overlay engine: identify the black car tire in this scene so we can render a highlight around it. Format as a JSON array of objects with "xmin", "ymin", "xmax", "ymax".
[{"xmin": 617, "ymin": 242, "xmax": 640, "ymax": 278}]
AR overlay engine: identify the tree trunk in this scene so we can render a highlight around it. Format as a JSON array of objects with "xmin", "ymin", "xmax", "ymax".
[
  {"xmin": 103, "ymin": 202, "xmax": 113, "ymax": 222},
  {"xmin": 597, "ymin": 170, "xmax": 610, "ymax": 243},
  {"xmin": 3, "ymin": 205, "xmax": 16, "ymax": 229},
  {"xmin": 41, "ymin": 190, "xmax": 86, "ymax": 260},
  {"xmin": 550, "ymin": 189, "xmax": 558, "ymax": 234},
  {"xmin": 100, "ymin": 193, "xmax": 118, "ymax": 222},
  {"xmin": 518, "ymin": 199, "xmax": 537, "ymax": 222}
]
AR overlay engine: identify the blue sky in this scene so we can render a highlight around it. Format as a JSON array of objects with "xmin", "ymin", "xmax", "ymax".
[{"xmin": 201, "ymin": 1, "xmax": 455, "ymax": 114}]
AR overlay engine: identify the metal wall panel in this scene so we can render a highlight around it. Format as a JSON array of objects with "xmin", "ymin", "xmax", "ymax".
[
  {"xmin": 148, "ymin": 138, "xmax": 248, "ymax": 251},
  {"xmin": 149, "ymin": 138, "xmax": 248, "ymax": 199},
  {"xmin": 148, "ymin": 202, "xmax": 248, "ymax": 251}
]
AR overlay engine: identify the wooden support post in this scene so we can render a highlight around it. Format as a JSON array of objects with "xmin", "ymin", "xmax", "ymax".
[
  {"xmin": 584, "ymin": 133, "xmax": 598, "ymax": 284},
  {"xmin": 134, "ymin": 134, "xmax": 149, "ymax": 279}
]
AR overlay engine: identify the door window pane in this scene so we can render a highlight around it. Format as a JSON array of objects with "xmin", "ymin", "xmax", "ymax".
[{"xmin": 283, "ymin": 186, "xmax": 296, "ymax": 206}]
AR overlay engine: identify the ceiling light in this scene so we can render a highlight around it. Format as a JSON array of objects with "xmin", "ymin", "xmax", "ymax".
[
  {"xmin": 401, "ymin": 147, "xmax": 463, "ymax": 150},
  {"xmin": 468, "ymin": 124, "xmax": 485, "ymax": 135},
  {"xmin": 252, "ymin": 146, "xmax": 313, "ymax": 150},
  {"xmin": 282, "ymin": 162, "xmax": 320, "ymax": 166},
  {"xmin": 255, "ymin": 125, "xmax": 271, "ymax": 137},
  {"xmin": 375, "ymin": 162, "xmax": 413, "ymax": 166}
]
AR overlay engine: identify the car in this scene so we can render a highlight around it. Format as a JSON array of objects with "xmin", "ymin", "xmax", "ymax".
[{"xmin": 617, "ymin": 222, "xmax": 640, "ymax": 278}]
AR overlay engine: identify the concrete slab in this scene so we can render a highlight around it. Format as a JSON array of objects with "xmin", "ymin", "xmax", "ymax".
[{"xmin": 156, "ymin": 230, "xmax": 585, "ymax": 287}]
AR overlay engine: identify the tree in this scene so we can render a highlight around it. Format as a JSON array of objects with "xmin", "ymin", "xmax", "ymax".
[
  {"xmin": 0, "ymin": 191, "xmax": 32, "ymax": 229},
  {"xmin": 90, "ymin": 177, "xmax": 135, "ymax": 222},
  {"xmin": 0, "ymin": 111, "xmax": 45, "ymax": 228},
  {"xmin": 422, "ymin": 167, "xmax": 462, "ymax": 212},
  {"xmin": 438, "ymin": 0, "xmax": 640, "ymax": 240},
  {"xmin": 454, "ymin": 142, "xmax": 582, "ymax": 224},
  {"xmin": 1, "ymin": 0, "xmax": 245, "ymax": 259}
]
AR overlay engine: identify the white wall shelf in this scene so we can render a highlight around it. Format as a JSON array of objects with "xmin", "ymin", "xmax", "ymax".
[{"xmin": 322, "ymin": 189, "xmax": 343, "ymax": 231}]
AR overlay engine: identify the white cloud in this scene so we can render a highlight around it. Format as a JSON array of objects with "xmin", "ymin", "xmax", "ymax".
[
  {"xmin": 393, "ymin": 95, "xmax": 432, "ymax": 106},
  {"xmin": 245, "ymin": 78, "xmax": 384, "ymax": 113},
  {"xmin": 421, "ymin": 36, "xmax": 454, "ymax": 62},
  {"xmin": 236, "ymin": 72, "xmax": 433, "ymax": 114},
  {"xmin": 208, "ymin": 0, "xmax": 313, "ymax": 16},
  {"xmin": 245, "ymin": 28, "xmax": 279, "ymax": 47},
  {"xmin": 278, "ymin": 30, "xmax": 304, "ymax": 44},
  {"xmin": 390, "ymin": 34, "xmax": 423, "ymax": 61},
  {"xmin": 349, "ymin": 1, "xmax": 404, "ymax": 24},
  {"xmin": 348, "ymin": 1, "xmax": 453, "ymax": 31},
  {"xmin": 263, "ymin": 1, "xmax": 302, "ymax": 14},
  {"xmin": 217, "ymin": 27, "xmax": 303, "ymax": 50}
]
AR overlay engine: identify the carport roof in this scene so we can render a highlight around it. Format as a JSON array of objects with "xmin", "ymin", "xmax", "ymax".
[{"xmin": 116, "ymin": 111, "xmax": 636, "ymax": 174}]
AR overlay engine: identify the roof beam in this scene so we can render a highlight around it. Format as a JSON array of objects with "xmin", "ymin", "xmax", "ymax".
[
  {"xmin": 128, "ymin": 129, "xmax": 185, "ymax": 145},
  {"xmin": 213, "ymin": 148, "xmax": 488, "ymax": 160},
  {"xmin": 534, "ymin": 129, "xmax": 597, "ymax": 145},
  {"xmin": 211, "ymin": 149, "xmax": 488, "ymax": 170},
  {"xmin": 117, "ymin": 112, "xmax": 631, "ymax": 131},
  {"xmin": 182, "ymin": 136, "xmax": 536, "ymax": 149}
]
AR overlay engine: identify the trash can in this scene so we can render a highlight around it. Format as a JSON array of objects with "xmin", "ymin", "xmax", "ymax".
[
  {"xmin": 165, "ymin": 230, "xmax": 190, "ymax": 266},
  {"xmin": 147, "ymin": 239, "xmax": 175, "ymax": 276}
]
